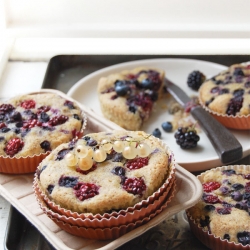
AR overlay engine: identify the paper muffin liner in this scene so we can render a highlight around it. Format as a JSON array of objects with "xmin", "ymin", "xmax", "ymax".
[
  {"xmin": 34, "ymin": 174, "xmax": 176, "ymax": 228},
  {"xmin": 186, "ymin": 165, "xmax": 250, "ymax": 250},
  {"xmin": 34, "ymin": 138, "xmax": 176, "ymax": 222},
  {"xmin": 199, "ymin": 96, "xmax": 250, "ymax": 130},
  {"xmin": 41, "ymin": 181, "xmax": 176, "ymax": 240}
]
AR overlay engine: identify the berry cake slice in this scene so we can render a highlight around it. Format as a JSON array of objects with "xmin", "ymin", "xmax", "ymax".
[
  {"xmin": 97, "ymin": 67, "xmax": 165, "ymax": 130},
  {"xmin": 187, "ymin": 166, "xmax": 250, "ymax": 246}
]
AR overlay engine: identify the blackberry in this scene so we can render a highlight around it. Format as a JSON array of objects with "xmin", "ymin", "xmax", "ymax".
[
  {"xmin": 174, "ymin": 127, "xmax": 200, "ymax": 149},
  {"xmin": 187, "ymin": 70, "xmax": 206, "ymax": 90}
]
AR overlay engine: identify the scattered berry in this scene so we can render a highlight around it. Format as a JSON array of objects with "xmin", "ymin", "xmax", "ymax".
[
  {"xmin": 203, "ymin": 181, "xmax": 221, "ymax": 192},
  {"xmin": 23, "ymin": 119, "xmax": 42, "ymax": 129},
  {"xmin": 122, "ymin": 177, "xmax": 146, "ymax": 196},
  {"xmin": 21, "ymin": 99, "xmax": 36, "ymax": 109},
  {"xmin": 141, "ymin": 78, "xmax": 153, "ymax": 89},
  {"xmin": 73, "ymin": 182, "xmax": 99, "ymax": 201},
  {"xmin": 174, "ymin": 127, "xmax": 200, "ymax": 149},
  {"xmin": 4, "ymin": 138, "xmax": 24, "ymax": 156},
  {"xmin": 40, "ymin": 140, "xmax": 51, "ymax": 152},
  {"xmin": 152, "ymin": 128, "xmax": 161, "ymax": 138},
  {"xmin": 187, "ymin": 70, "xmax": 206, "ymax": 90},
  {"xmin": 126, "ymin": 157, "xmax": 149, "ymax": 170},
  {"xmin": 161, "ymin": 121, "xmax": 173, "ymax": 132},
  {"xmin": 115, "ymin": 84, "xmax": 130, "ymax": 96}
]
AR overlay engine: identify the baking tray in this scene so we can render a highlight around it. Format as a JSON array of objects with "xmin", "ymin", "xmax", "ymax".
[{"xmin": 3, "ymin": 55, "xmax": 250, "ymax": 250}]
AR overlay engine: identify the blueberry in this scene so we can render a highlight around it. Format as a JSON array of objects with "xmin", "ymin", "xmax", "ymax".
[
  {"xmin": 112, "ymin": 153, "xmax": 124, "ymax": 162},
  {"xmin": 233, "ymin": 89, "xmax": 244, "ymax": 97},
  {"xmin": 40, "ymin": 140, "xmax": 51, "ymax": 152},
  {"xmin": 235, "ymin": 201, "xmax": 248, "ymax": 211},
  {"xmin": 234, "ymin": 68, "xmax": 244, "ymax": 76},
  {"xmin": 232, "ymin": 183, "xmax": 244, "ymax": 190},
  {"xmin": 47, "ymin": 184, "xmax": 54, "ymax": 194},
  {"xmin": 58, "ymin": 175, "xmax": 78, "ymax": 188},
  {"xmin": 220, "ymin": 186, "xmax": 229, "ymax": 194},
  {"xmin": 87, "ymin": 138, "xmax": 97, "ymax": 147},
  {"xmin": 111, "ymin": 166, "xmax": 126, "ymax": 177},
  {"xmin": 73, "ymin": 114, "xmax": 80, "ymax": 120},
  {"xmin": 231, "ymin": 191, "xmax": 243, "ymax": 201},
  {"xmin": 204, "ymin": 205, "xmax": 215, "ymax": 211},
  {"xmin": 161, "ymin": 122, "xmax": 173, "ymax": 132},
  {"xmin": 40, "ymin": 112, "xmax": 50, "ymax": 122},
  {"xmin": 243, "ymin": 193, "xmax": 250, "ymax": 201},
  {"xmin": 149, "ymin": 91, "xmax": 158, "ymax": 101},
  {"xmin": 0, "ymin": 127, "xmax": 10, "ymax": 133},
  {"xmin": 15, "ymin": 122, "xmax": 23, "ymax": 128},
  {"xmin": 114, "ymin": 80, "xmax": 125, "ymax": 87},
  {"xmin": 115, "ymin": 85, "xmax": 130, "ymax": 96},
  {"xmin": 223, "ymin": 234, "xmax": 230, "ymax": 241},
  {"xmin": 222, "ymin": 169, "xmax": 236, "ymax": 176},
  {"xmin": 64, "ymin": 100, "xmax": 75, "ymax": 109},
  {"xmin": 200, "ymin": 216, "xmax": 210, "ymax": 227},
  {"xmin": 245, "ymin": 81, "xmax": 250, "ymax": 88},
  {"xmin": 128, "ymin": 105, "xmax": 137, "ymax": 113},
  {"xmin": 0, "ymin": 136, "xmax": 4, "ymax": 142},
  {"xmin": 219, "ymin": 88, "xmax": 229, "ymax": 95},
  {"xmin": 56, "ymin": 149, "xmax": 70, "ymax": 160},
  {"xmin": 141, "ymin": 78, "xmax": 153, "ymax": 89},
  {"xmin": 152, "ymin": 128, "xmax": 161, "ymax": 138},
  {"xmin": 237, "ymin": 231, "xmax": 250, "ymax": 246}
]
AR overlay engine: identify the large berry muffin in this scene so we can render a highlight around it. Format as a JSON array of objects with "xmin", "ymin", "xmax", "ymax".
[
  {"xmin": 97, "ymin": 67, "xmax": 165, "ymax": 130},
  {"xmin": 35, "ymin": 130, "xmax": 174, "ymax": 215},
  {"xmin": 0, "ymin": 92, "xmax": 85, "ymax": 173},
  {"xmin": 199, "ymin": 62, "xmax": 250, "ymax": 129},
  {"xmin": 187, "ymin": 165, "xmax": 250, "ymax": 249}
]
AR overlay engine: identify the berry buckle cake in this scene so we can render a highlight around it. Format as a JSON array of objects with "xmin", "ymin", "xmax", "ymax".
[
  {"xmin": 0, "ymin": 91, "xmax": 85, "ymax": 174},
  {"xmin": 199, "ymin": 62, "xmax": 250, "ymax": 129},
  {"xmin": 97, "ymin": 67, "xmax": 165, "ymax": 130},
  {"xmin": 34, "ymin": 130, "xmax": 176, "ymax": 239},
  {"xmin": 186, "ymin": 165, "xmax": 250, "ymax": 249}
]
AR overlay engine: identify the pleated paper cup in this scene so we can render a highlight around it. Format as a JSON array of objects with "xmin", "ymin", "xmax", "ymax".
[
  {"xmin": 199, "ymin": 101, "xmax": 250, "ymax": 130},
  {"xmin": 186, "ymin": 165, "xmax": 250, "ymax": 250},
  {"xmin": 34, "ymin": 174, "xmax": 176, "ymax": 228},
  {"xmin": 37, "ymin": 181, "xmax": 176, "ymax": 240}
]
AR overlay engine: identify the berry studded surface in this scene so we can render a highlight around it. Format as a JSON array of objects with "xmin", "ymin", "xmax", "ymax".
[
  {"xmin": 97, "ymin": 67, "xmax": 165, "ymax": 130},
  {"xmin": 199, "ymin": 62, "xmax": 250, "ymax": 116},
  {"xmin": 187, "ymin": 167, "xmax": 250, "ymax": 246},
  {"xmin": 36, "ymin": 130, "xmax": 173, "ymax": 214},
  {"xmin": 0, "ymin": 93, "xmax": 84, "ymax": 157}
]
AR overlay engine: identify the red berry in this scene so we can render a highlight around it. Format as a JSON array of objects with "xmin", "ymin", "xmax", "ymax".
[
  {"xmin": 0, "ymin": 123, "xmax": 6, "ymax": 129},
  {"xmin": 48, "ymin": 115, "xmax": 68, "ymax": 126},
  {"xmin": 245, "ymin": 182, "xmax": 250, "ymax": 193},
  {"xmin": 4, "ymin": 138, "xmax": 24, "ymax": 157},
  {"xmin": 23, "ymin": 119, "xmax": 42, "ymax": 129},
  {"xmin": 37, "ymin": 105, "xmax": 51, "ymax": 114},
  {"xmin": 202, "ymin": 181, "xmax": 221, "ymax": 192},
  {"xmin": 73, "ymin": 182, "xmax": 99, "ymax": 201},
  {"xmin": 21, "ymin": 99, "xmax": 36, "ymax": 109},
  {"xmin": 76, "ymin": 163, "xmax": 97, "ymax": 175},
  {"xmin": 203, "ymin": 194, "xmax": 220, "ymax": 204},
  {"xmin": 244, "ymin": 174, "xmax": 250, "ymax": 180},
  {"xmin": 126, "ymin": 157, "xmax": 149, "ymax": 170},
  {"xmin": 0, "ymin": 104, "xmax": 15, "ymax": 114},
  {"xmin": 72, "ymin": 129, "xmax": 83, "ymax": 139},
  {"xmin": 122, "ymin": 177, "xmax": 146, "ymax": 196}
]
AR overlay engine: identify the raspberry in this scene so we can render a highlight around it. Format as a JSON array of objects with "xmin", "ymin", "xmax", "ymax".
[
  {"xmin": 73, "ymin": 182, "xmax": 99, "ymax": 201},
  {"xmin": 23, "ymin": 119, "xmax": 42, "ymax": 129},
  {"xmin": 0, "ymin": 104, "xmax": 15, "ymax": 114},
  {"xmin": 0, "ymin": 123, "xmax": 6, "ymax": 129},
  {"xmin": 216, "ymin": 207, "xmax": 231, "ymax": 215},
  {"xmin": 245, "ymin": 182, "xmax": 250, "ymax": 193},
  {"xmin": 245, "ymin": 174, "xmax": 250, "ymax": 180},
  {"xmin": 122, "ymin": 177, "xmax": 146, "ymax": 196},
  {"xmin": 187, "ymin": 70, "xmax": 206, "ymax": 90},
  {"xmin": 4, "ymin": 138, "xmax": 24, "ymax": 156},
  {"xmin": 21, "ymin": 100, "xmax": 36, "ymax": 109},
  {"xmin": 203, "ymin": 193, "xmax": 220, "ymax": 204},
  {"xmin": 174, "ymin": 127, "xmax": 200, "ymax": 149},
  {"xmin": 37, "ymin": 105, "xmax": 51, "ymax": 114},
  {"xmin": 48, "ymin": 115, "xmax": 68, "ymax": 126},
  {"xmin": 71, "ymin": 129, "xmax": 83, "ymax": 139},
  {"xmin": 126, "ymin": 157, "xmax": 149, "ymax": 170},
  {"xmin": 202, "ymin": 182, "xmax": 221, "ymax": 192}
]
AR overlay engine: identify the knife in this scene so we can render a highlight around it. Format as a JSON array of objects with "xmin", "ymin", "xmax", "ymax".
[{"xmin": 165, "ymin": 78, "xmax": 243, "ymax": 164}]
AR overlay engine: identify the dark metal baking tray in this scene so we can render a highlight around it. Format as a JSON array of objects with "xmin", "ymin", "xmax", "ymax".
[{"xmin": 4, "ymin": 54, "xmax": 250, "ymax": 250}]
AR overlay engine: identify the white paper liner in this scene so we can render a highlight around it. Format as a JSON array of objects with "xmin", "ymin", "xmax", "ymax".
[{"xmin": 186, "ymin": 165, "xmax": 250, "ymax": 250}]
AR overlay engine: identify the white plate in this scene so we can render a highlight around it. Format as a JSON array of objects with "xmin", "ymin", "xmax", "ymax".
[{"xmin": 67, "ymin": 58, "xmax": 250, "ymax": 172}]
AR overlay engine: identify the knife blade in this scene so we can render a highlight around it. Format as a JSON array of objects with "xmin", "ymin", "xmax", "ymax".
[{"xmin": 165, "ymin": 78, "xmax": 243, "ymax": 164}]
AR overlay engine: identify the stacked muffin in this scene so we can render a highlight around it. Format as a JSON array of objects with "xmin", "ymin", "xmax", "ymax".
[
  {"xmin": 34, "ymin": 130, "xmax": 176, "ymax": 239},
  {"xmin": 0, "ymin": 92, "xmax": 85, "ymax": 174}
]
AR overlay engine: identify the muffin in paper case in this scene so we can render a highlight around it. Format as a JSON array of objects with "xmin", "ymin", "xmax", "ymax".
[
  {"xmin": 35, "ymin": 179, "xmax": 176, "ymax": 240},
  {"xmin": 0, "ymin": 90, "xmax": 87, "ymax": 174},
  {"xmin": 186, "ymin": 165, "xmax": 250, "ymax": 250},
  {"xmin": 33, "ymin": 171, "xmax": 176, "ymax": 228},
  {"xmin": 198, "ymin": 61, "xmax": 250, "ymax": 130}
]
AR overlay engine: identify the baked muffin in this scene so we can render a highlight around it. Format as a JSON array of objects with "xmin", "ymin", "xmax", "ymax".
[
  {"xmin": 97, "ymin": 67, "xmax": 165, "ymax": 130},
  {"xmin": 199, "ymin": 62, "xmax": 250, "ymax": 129},
  {"xmin": 187, "ymin": 165, "xmax": 250, "ymax": 249},
  {"xmin": 36, "ymin": 130, "xmax": 174, "ymax": 215},
  {"xmin": 0, "ymin": 92, "xmax": 85, "ymax": 173}
]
